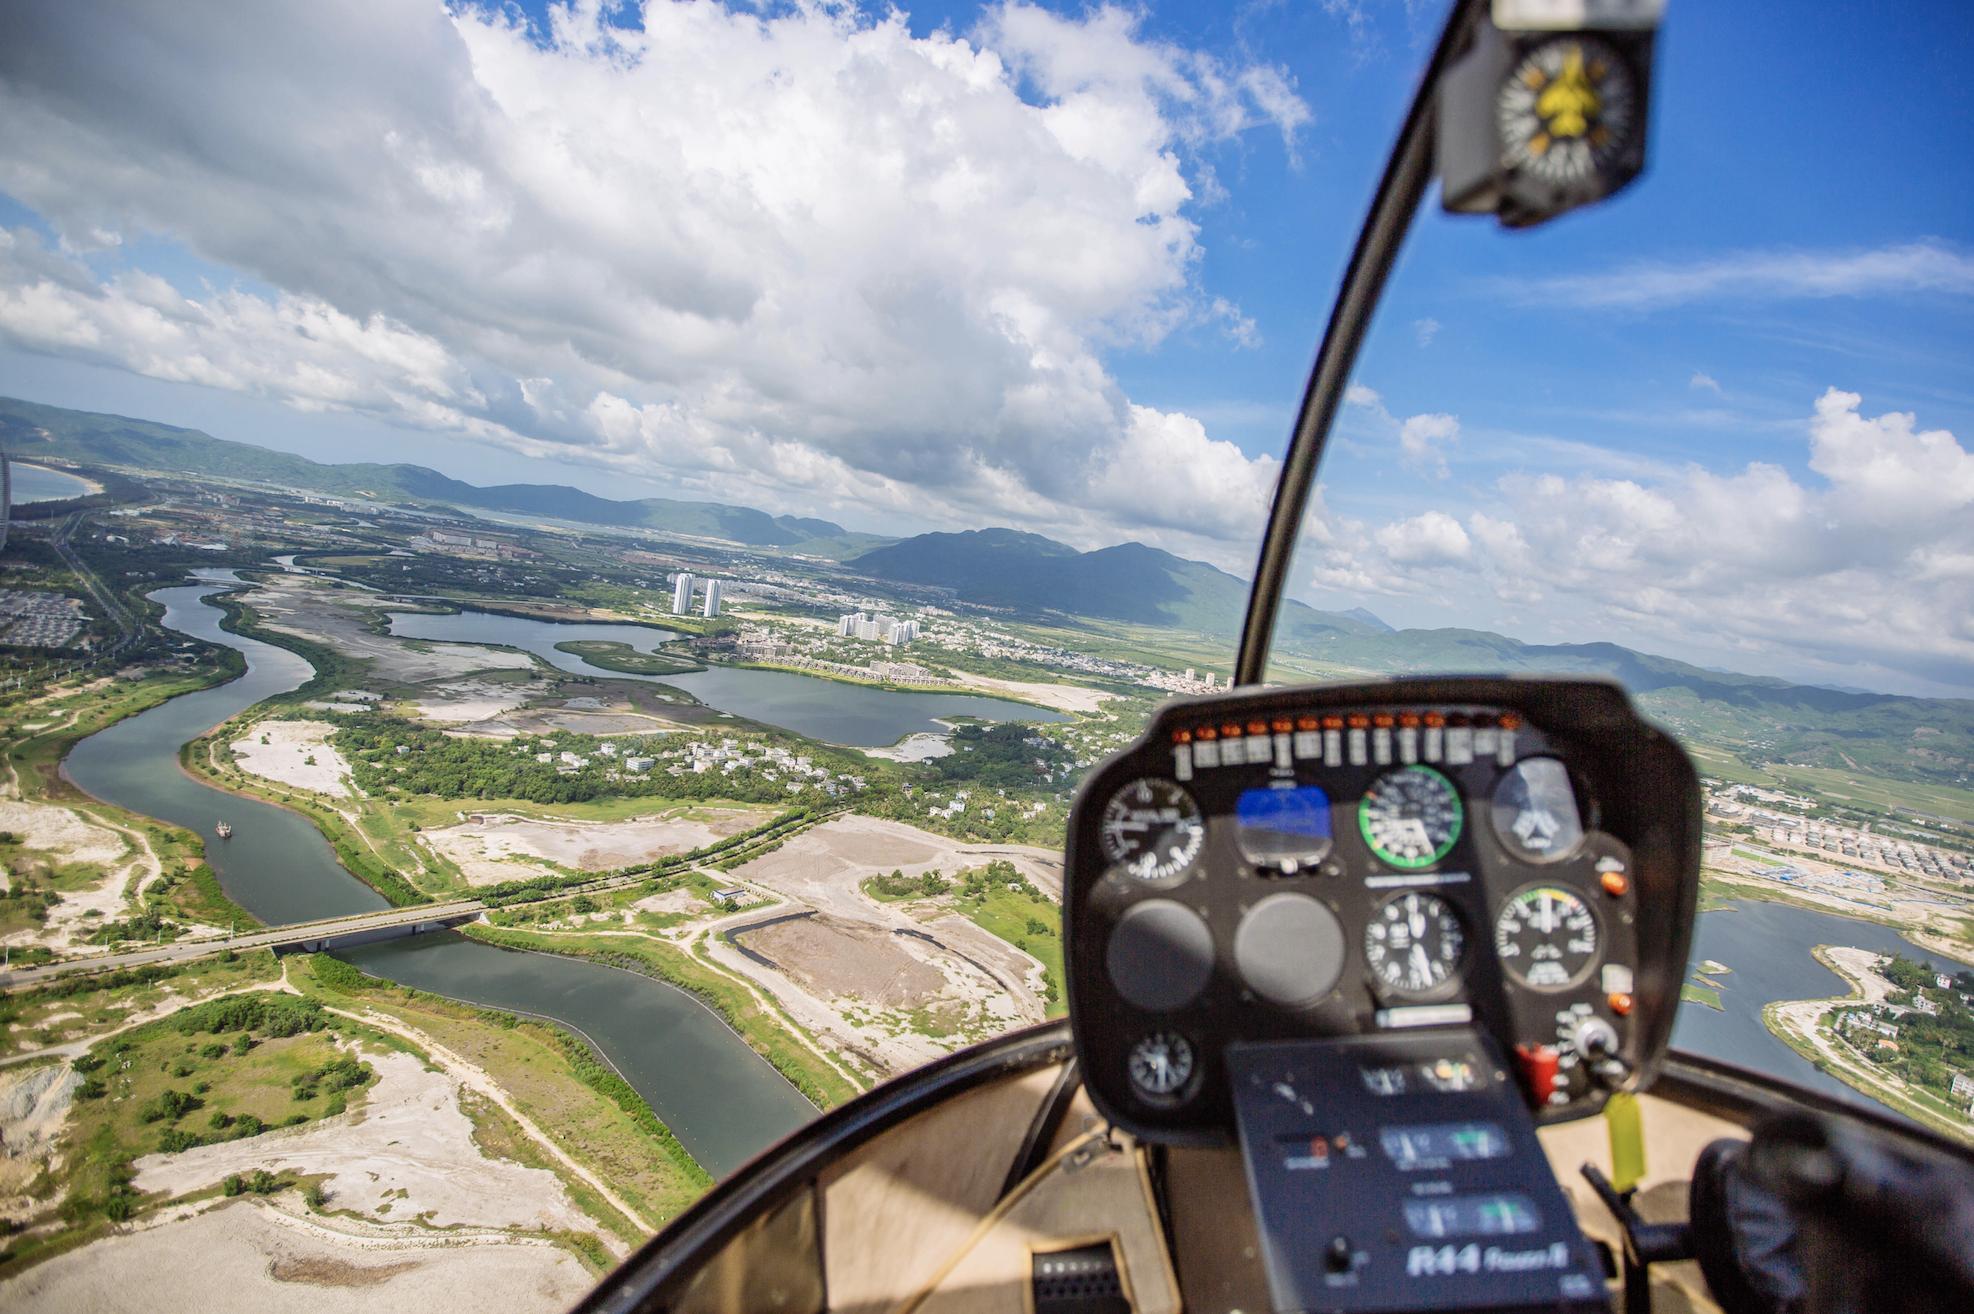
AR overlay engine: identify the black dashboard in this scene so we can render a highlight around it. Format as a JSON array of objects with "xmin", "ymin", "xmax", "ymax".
[{"xmin": 1064, "ymin": 677, "xmax": 1702, "ymax": 1145}]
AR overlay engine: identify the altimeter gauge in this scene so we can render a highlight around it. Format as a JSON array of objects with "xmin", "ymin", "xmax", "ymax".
[
  {"xmin": 1100, "ymin": 778, "xmax": 1205, "ymax": 882},
  {"xmin": 1127, "ymin": 1031, "xmax": 1197, "ymax": 1105},
  {"xmin": 1494, "ymin": 885, "xmax": 1601, "ymax": 991},
  {"xmin": 1359, "ymin": 766, "xmax": 1464, "ymax": 869},
  {"xmin": 1365, "ymin": 892, "xmax": 1466, "ymax": 995},
  {"xmin": 1497, "ymin": 34, "xmax": 1639, "ymax": 191}
]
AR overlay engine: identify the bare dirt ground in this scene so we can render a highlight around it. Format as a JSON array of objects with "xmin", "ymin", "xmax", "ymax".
[
  {"xmin": 248, "ymin": 578, "xmax": 535, "ymax": 683},
  {"xmin": 0, "ymin": 798, "xmax": 154, "ymax": 952},
  {"xmin": 736, "ymin": 913, "xmax": 946, "ymax": 1007},
  {"xmin": 860, "ymin": 733, "xmax": 954, "ymax": 763},
  {"xmin": 132, "ymin": 1049, "xmax": 591, "ymax": 1234},
  {"xmin": 946, "ymin": 671, "xmax": 1114, "ymax": 714},
  {"xmin": 400, "ymin": 678, "xmax": 555, "ymax": 724},
  {"xmin": 0, "ymin": 1200, "xmax": 592, "ymax": 1314},
  {"xmin": 231, "ymin": 720, "xmax": 351, "ymax": 797},
  {"xmin": 433, "ymin": 695, "xmax": 687, "ymax": 740},
  {"xmin": 736, "ymin": 815, "xmax": 1063, "ymax": 905},
  {"xmin": 426, "ymin": 807, "xmax": 770, "ymax": 883}
]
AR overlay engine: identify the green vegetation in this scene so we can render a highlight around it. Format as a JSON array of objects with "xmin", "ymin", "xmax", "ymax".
[
  {"xmin": 921, "ymin": 721, "xmax": 1076, "ymax": 791},
  {"xmin": 293, "ymin": 952, "xmax": 712, "ymax": 1232},
  {"xmin": 1681, "ymin": 982, "xmax": 1724, "ymax": 1010},
  {"xmin": 461, "ymin": 924, "xmax": 859, "ymax": 1108},
  {"xmin": 554, "ymin": 639, "xmax": 703, "ymax": 675},
  {"xmin": 949, "ymin": 860, "xmax": 1064, "ymax": 1014},
  {"xmin": 0, "ymin": 950, "xmax": 283, "ymax": 1060}
]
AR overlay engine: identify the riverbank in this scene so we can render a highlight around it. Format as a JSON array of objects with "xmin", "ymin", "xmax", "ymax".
[{"xmin": 1762, "ymin": 945, "xmax": 1974, "ymax": 1146}]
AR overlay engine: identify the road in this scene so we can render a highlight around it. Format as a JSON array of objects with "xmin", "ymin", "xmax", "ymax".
[{"xmin": 0, "ymin": 898, "xmax": 485, "ymax": 991}]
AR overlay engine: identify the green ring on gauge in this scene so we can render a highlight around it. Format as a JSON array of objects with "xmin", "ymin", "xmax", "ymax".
[{"xmin": 1358, "ymin": 765, "xmax": 1464, "ymax": 869}]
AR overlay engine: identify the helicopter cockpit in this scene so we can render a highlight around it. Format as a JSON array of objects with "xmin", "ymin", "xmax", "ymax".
[{"xmin": 575, "ymin": 4, "xmax": 1974, "ymax": 1313}]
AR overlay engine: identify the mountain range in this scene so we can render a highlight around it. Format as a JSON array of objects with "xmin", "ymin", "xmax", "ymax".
[
  {"xmin": 0, "ymin": 396, "xmax": 887, "ymax": 558},
  {"xmin": 3, "ymin": 394, "xmax": 1969, "ymax": 788}
]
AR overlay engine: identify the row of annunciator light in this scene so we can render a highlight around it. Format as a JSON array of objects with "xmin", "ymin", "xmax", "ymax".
[{"xmin": 1170, "ymin": 712, "xmax": 1523, "ymax": 779}]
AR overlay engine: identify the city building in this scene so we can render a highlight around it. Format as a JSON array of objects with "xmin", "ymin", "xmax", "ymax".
[
  {"xmin": 672, "ymin": 573, "xmax": 696, "ymax": 615},
  {"xmin": 702, "ymin": 579, "xmax": 722, "ymax": 618}
]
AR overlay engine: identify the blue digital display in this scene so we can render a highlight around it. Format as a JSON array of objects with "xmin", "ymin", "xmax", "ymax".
[{"xmin": 1235, "ymin": 786, "xmax": 1334, "ymax": 871}]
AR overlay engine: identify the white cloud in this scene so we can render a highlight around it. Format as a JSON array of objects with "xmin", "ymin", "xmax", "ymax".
[
  {"xmin": 0, "ymin": 0, "xmax": 1308, "ymax": 555},
  {"xmin": 1306, "ymin": 389, "xmax": 1974, "ymax": 692},
  {"xmin": 1345, "ymin": 384, "xmax": 1459, "ymax": 477},
  {"xmin": 1689, "ymin": 371, "xmax": 1721, "ymax": 394},
  {"xmin": 1503, "ymin": 241, "xmax": 1974, "ymax": 310},
  {"xmin": 1412, "ymin": 316, "xmax": 1439, "ymax": 346}
]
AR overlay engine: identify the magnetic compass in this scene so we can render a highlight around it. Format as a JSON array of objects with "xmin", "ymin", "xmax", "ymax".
[
  {"xmin": 1359, "ymin": 766, "xmax": 1464, "ymax": 869},
  {"xmin": 1364, "ymin": 891, "xmax": 1466, "ymax": 995},
  {"xmin": 1099, "ymin": 778, "xmax": 1205, "ymax": 882},
  {"xmin": 1127, "ymin": 1031, "xmax": 1197, "ymax": 1105},
  {"xmin": 1496, "ymin": 35, "xmax": 1639, "ymax": 190}
]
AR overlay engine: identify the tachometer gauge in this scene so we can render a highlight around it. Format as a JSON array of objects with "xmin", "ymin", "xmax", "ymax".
[
  {"xmin": 1365, "ymin": 892, "xmax": 1466, "ymax": 995},
  {"xmin": 1359, "ymin": 766, "xmax": 1463, "ymax": 869},
  {"xmin": 1099, "ymin": 778, "xmax": 1205, "ymax": 882},
  {"xmin": 1494, "ymin": 885, "xmax": 1601, "ymax": 991},
  {"xmin": 1127, "ymin": 1031, "xmax": 1196, "ymax": 1105}
]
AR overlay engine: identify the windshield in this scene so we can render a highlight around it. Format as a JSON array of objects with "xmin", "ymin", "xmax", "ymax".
[{"xmin": 0, "ymin": 0, "xmax": 1967, "ymax": 1307}]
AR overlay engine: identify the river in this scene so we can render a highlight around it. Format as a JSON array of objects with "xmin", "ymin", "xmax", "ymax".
[
  {"xmin": 385, "ymin": 609, "xmax": 1073, "ymax": 745},
  {"xmin": 64, "ymin": 574, "xmax": 816, "ymax": 1177}
]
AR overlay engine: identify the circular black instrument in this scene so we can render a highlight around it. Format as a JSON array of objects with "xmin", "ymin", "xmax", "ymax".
[
  {"xmin": 1099, "ymin": 777, "xmax": 1205, "ymax": 882},
  {"xmin": 1364, "ymin": 891, "xmax": 1466, "ymax": 995}
]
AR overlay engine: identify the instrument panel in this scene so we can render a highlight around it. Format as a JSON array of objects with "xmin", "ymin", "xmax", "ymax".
[{"xmin": 1064, "ymin": 678, "xmax": 1701, "ymax": 1144}]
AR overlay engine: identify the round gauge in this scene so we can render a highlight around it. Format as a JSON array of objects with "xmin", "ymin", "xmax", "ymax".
[
  {"xmin": 1364, "ymin": 892, "xmax": 1466, "ymax": 996},
  {"xmin": 1359, "ymin": 766, "xmax": 1464, "ymax": 869},
  {"xmin": 1127, "ymin": 1031, "xmax": 1196, "ymax": 1105},
  {"xmin": 1496, "ymin": 35, "xmax": 1638, "ymax": 190},
  {"xmin": 1099, "ymin": 778, "xmax": 1205, "ymax": 882},
  {"xmin": 1494, "ymin": 885, "xmax": 1602, "ymax": 991},
  {"xmin": 1491, "ymin": 758, "xmax": 1585, "ymax": 864}
]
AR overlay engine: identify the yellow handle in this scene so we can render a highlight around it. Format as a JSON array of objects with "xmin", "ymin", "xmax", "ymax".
[{"xmin": 1605, "ymin": 1090, "xmax": 1646, "ymax": 1192}]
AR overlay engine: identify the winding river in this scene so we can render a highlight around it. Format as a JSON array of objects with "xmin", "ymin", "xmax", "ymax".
[{"xmin": 64, "ymin": 574, "xmax": 815, "ymax": 1177}]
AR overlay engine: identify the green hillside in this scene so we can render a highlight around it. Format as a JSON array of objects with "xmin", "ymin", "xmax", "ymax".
[
  {"xmin": 0, "ymin": 396, "xmax": 889, "ymax": 557},
  {"xmin": 849, "ymin": 527, "xmax": 1378, "ymax": 642}
]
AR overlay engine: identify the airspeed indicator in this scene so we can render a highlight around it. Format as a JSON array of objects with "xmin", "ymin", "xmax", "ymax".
[
  {"xmin": 1359, "ymin": 766, "xmax": 1464, "ymax": 868},
  {"xmin": 1100, "ymin": 778, "xmax": 1205, "ymax": 883},
  {"xmin": 1494, "ymin": 886, "xmax": 1601, "ymax": 991}
]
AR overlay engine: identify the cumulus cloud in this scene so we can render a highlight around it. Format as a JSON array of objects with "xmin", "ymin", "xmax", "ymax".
[
  {"xmin": 1345, "ymin": 385, "xmax": 1459, "ymax": 477},
  {"xmin": 0, "ymin": 0, "xmax": 1309, "ymax": 553},
  {"xmin": 1306, "ymin": 389, "xmax": 1974, "ymax": 690},
  {"xmin": 1503, "ymin": 241, "xmax": 1974, "ymax": 310}
]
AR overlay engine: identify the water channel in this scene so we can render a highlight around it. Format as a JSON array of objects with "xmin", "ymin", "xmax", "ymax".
[
  {"xmin": 384, "ymin": 609, "xmax": 1073, "ymax": 745},
  {"xmin": 64, "ymin": 574, "xmax": 816, "ymax": 1177}
]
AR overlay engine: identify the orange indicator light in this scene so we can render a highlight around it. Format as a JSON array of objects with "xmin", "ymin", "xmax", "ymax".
[
  {"xmin": 1373, "ymin": 713, "xmax": 1394, "ymax": 728},
  {"xmin": 1171, "ymin": 730, "xmax": 1191, "ymax": 744},
  {"xmin": 1195, "ymin": 726, "xmax": 1217, "ymax": 740},
  {"xmin": 1322, "ymin": 716, "xmax": 1345, "ymax": 730},
  {"xmin": 1600, "ymin": 870, "xmax": 1630, "ymax": 897},
  {"xmin": 1222, "ymin": 723, "xmax": 1244, "ymax": 738},
  {"xmin": 1499, "ymin": 714, "xmax": 1522, "ymax": 730},
  {"xmin": 1248, "ymin": 720, "xmax": 1271, "ymax": 736},
  {"xmin": 1423, "ymin": 713, "xmax": 1446, "ymax": 727},
  {"xmin": 1296, "ymin": 716, "xmax": 1320, "ymax": 732},
  {"xmin": 1347, "ymin": 714, "xmax": 1370, "ymax": 729},
  {"xmin": 1608, "ymin": 992, "xmax": 1634, "ymax": 1016},
  {"xmin": 1272, "ymin": 718, "xmax": 1293, "ymax": 733},
  {"xmin": 1398, "ymin": 713, "xmax": 1420, "ymax": 728}
]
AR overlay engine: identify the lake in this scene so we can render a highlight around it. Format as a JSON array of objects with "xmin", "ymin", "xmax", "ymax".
[
  {"xmin": 1670, "ymin": 898, "xmax": 1952, "ymax": 1121},
  {"xmin": 10, "ymin": 462, "xmax": 94, "ymax": 504},
  {"xmin": 386, "ymin": 608, "xmax": 1074, "ymax": 745}
]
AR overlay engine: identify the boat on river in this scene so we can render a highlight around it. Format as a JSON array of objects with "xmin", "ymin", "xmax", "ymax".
[{"xmin": 214, "ymin": 820, "xmax": 232, "ymax": 838}]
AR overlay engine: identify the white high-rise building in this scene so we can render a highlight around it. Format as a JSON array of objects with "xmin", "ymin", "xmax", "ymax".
[
  {"xmin": 837, "ymin": 611, "xmax": 865, "ymax": 636},
  {"xmin": 672, "ymin": 573, "xmax": 696, "ymax": 615},
  {"xmin": 702, "ymin": 579, "xmax": 723, "ymax": 618}
]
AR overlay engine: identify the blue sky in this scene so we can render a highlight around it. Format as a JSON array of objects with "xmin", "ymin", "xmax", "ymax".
[{"xmin": 0, "ymin": 1, "xmax": 1968, "ymax": 694}]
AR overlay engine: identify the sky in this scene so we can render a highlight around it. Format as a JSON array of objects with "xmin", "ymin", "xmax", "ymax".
[{"xmin": 0, "ymin": 1, "xmax": 1969, "ymax": 697}]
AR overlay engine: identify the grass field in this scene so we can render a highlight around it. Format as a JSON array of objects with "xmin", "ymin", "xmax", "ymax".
[
  {"xmin": 1764, "ymin": 762, "xmax": 1974, "ymax": 828},
  {"xmin": 956, "ymin": 883, "xmax": 1066, "ymax": 1017},
  {"xmin": 1681, "ymin": 983, "xmax": 1723, "ymax": 1010},
  {"xmin": 554, "ymin": 640, "xmax": 703, "ymax": 675},
  {"xmin": 0, "ymin": 950, "xmax": 282, "ymax": 1060}
]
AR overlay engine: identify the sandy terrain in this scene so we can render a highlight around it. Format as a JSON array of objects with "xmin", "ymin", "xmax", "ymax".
[
  {"xmin": 133, "ymin": 1048, "xmax": 591, "ymax": 1234},
  {"xmin": 247, "ymin": 577, "xmax": 535, "ymax": 683},
  {"xmin": 630, "ymin": 888, "xmax": 706, "ymax": 915},
  {"xmin": 0, "ymin": 1200, "xmax": 592, "ymax": 1313},
  {"xmin": 401, "ymin": 678, "xmax": 554, "ymax": 724},
  {"xmin": 427, "ymin": 808, "xmax": 770, "ymax": 883},
  {"xmin": 0, "ymin": 798, "xmax": 151, "ymax": 951},
  {"xmin": 861, "ymin": 733, "xmax": 955, "ymax": 763},
  {"xmin": 947, "ymin": 671, "xmax": 1113, "ymax": 714},
  {"xmin": 232, "ymin": 721, "xmax": 351, "ymax": 797},
  {"xmin": 0, "ymin": 1061, "xmax": 83, "ymax": 1191}
]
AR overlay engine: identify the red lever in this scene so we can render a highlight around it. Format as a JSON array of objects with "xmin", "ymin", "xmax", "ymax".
[{"xmin": 1516, "ymin": 1043, "xmax": 1561, "ymax": 1105}]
